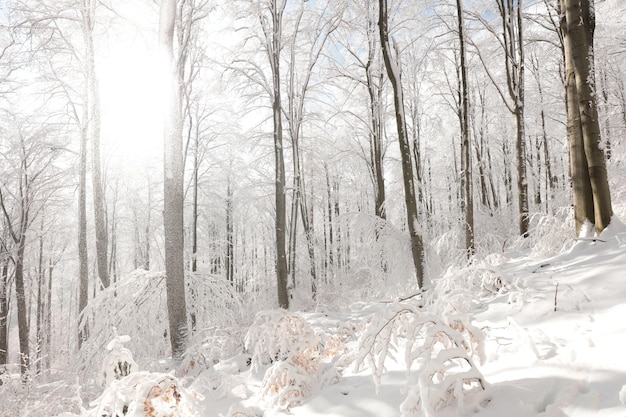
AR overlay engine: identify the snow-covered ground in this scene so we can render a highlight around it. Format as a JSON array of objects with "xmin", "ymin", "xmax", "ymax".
[
  {"xmin": 4, "ymin": 220, "xmax": 626, "ymax": 417},
  {"xmin": 183, "ymin": 219, "xmax": 626, "ymax": 417}
]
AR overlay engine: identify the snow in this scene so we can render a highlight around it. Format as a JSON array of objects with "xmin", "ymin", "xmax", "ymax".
[{"xmin": 4, "ymin": 221, "xmax": 626, "ymax": 416}]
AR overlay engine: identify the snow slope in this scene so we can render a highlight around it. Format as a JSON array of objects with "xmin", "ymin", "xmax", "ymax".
[
  {"xmin": 258, "ymin": 220, "xmax": 626, "ymax": 417},
  {"xmin": 7, "ymin": 220, "xmax": 626, "ymax": 417}
]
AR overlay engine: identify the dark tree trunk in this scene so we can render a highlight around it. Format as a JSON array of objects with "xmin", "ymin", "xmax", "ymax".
[
  {"xmin": 456, "ymin": 0, "xmax": 474, "ymax": 256},
  {"xmin": 378, "ymin": 0, "xmax": 425, "ymax": 289}
]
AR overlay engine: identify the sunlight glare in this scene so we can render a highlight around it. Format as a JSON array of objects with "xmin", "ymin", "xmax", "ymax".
[{"xmin": 98, "ymin": 46, "xmax": 165, "ymax": 171}]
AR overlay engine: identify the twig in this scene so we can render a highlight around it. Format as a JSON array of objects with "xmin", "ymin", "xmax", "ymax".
[{"xmin": 554, "ymin": 282, "xmax": 559, "ymax": 312}]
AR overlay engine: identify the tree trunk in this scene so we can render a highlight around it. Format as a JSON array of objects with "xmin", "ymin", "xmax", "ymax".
[
  {"xmin": 15, "ymin": 230, "xmax": 29, "ymax": 378},
  {"xmin": 456, "ymin": 0, "xmax": 474, "ymax": 256},
  {"xmin": 0, "ymin": 259, "xmax": 8, "ymax": 370},
  {"xmin": 365, "ymin": 8, "xmax": 386, "ymax": 221},
  {"xmin": 82, "ymin": 0, "xmax": 109, "ymax": 290},
  {"xmin": 192, "ymin": 133, "xmax": 199, "ymax": 274},
  {"xmin": 265, "ymin": 0, "xmax": 289, "ymax": 309},
  {"xmin": 226, "ymin": 176, "xmax": 234, "ymax": 285},
  {"xmin": 45, "ymin": 257, "xmax": 53, "ymax": 372},
  {"xmin": 35, "ymin": 221, "xmax": 44, "ymax": 376},
  {"xmin": 378, "ymin": 0, "xmax": 425, "ymax": 289},
  {"xmin": 160, "ymin": 0, "xmax": 188, "ymax": 359},
  {"xmin": 564, "ymin": 0, "xmax": 612, "ymax": 234},
  {"xmin": 77, "ymin": 109, "xmax": 89, "ymax": 350}
]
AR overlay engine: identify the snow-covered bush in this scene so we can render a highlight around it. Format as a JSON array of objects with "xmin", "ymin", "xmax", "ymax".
[
  {"xmin": 223, "ymin": 404, "xmax": 264, "ymax": 417},
  {"xmin": 314, "ymin": 213, "xmax": 416, "ymax": 306},
  {"xmin": 426, "ymin": 254, "xmax": 510, "ymax": 316},
  {"xmin": 0, "ymin": 372, "xmax": 85, "ymax": 417},
  {"xmin": 76, "ymin": 269, "xmax": 242, "ymax": 380},
  {"xmin": 180, "ymin": 326, "xmax": 246, "ymax": 379},
  {"xmin": 102, "ymin": 330, "xmax": 138, "ymax": 387},
  {"xmin": 245, "ymin": 310, "xmax": 342, "ymax": 410},
  {"xmin": 88, "ymin": 371, "xmax": 203, "ymax": 417},
  {"xmin": 356, "ymin": 303, "xmax": 489, "ymax": 417}
]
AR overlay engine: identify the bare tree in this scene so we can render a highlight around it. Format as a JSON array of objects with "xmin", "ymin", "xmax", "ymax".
[
  {"xmin": 561, "ymin": 0, "xmax": 612, "ymax": 234},
  {"xmin": 284, "ymin": 0, "xmax": 342, "ymax": 300},
  {"xmin": 160, "ymin": 0, "xmax": 188, "ymax": 359},
  {"xmin": 471, "ymin": 0, "xmax": 530, "ymax": 237},
  {"xmin": 81, "ymin": 0, "xmax": 109, "ymax": 290},
  {"xmin": 378, "ymin": 0, "xmax": 425, "ymax": 289},
  {"xmin": 0, "ymin": 116, "xmax": 64, "ymax": 378},
  {"xmin": 455, "ymin": 0, "xmax": 474, "ymax": 255}
]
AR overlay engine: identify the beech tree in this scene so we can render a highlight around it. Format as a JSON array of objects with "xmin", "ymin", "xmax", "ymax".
[
  {"xmin": 472, "ymin": 0, "xmax": 530, "ymax": 237},
  {"xmin": 455, "ymin": 0, "xmax": 474, "ymax": 255},
  {"xmin": 0, "ymin": 115, "xmax": 64, "ymax": 378},
  {"xmin": 283, "ymin": 0, "xmax": 342, "ymax": 300},
  {"xmin": 561, "ymin": 0, "xmax": 612, "ymax": 235},
  {"xmin": 378, "ymin": 0, "xmax": 425, "ymax": 289},
  {"xmin": 160, "ymin": 0, "xmax": 188, "ymax": 359}
]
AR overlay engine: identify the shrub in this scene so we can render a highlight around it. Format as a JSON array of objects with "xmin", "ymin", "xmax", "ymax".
[
  {"xmin": 356, "ymin": 303, "xmax": 489, "ymax": 417},
  {"xmin": 245, "ymin": 310, "xmax": 342, "ymax": 410},
  {"xmin": 88, "ymin": 372, "xmax": 203, "ymax": 417}
]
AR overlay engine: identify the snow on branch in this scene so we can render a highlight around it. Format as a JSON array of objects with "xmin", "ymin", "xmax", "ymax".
[
  {"xmin": 245, "ymin": 310, "xmax": 344, "ymax": 410},
  {"xmin": 356, "ymin": 303, "xmax": 490, "ymax": 417}
]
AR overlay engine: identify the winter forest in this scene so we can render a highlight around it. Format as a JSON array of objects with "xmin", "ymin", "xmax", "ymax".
[{"xmin": 1, "ymin": 0, "xmax": 626, "ymax": 415}]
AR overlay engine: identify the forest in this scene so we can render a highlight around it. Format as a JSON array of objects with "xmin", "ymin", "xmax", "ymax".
[{"xmin": 1, "ymin": 0, "xmax": 625, "ymax": 416}]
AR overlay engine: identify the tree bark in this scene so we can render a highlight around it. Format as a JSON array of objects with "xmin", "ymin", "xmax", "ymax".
[
  {"xmin": 456, "ymin": 0, "xmax": 474, "ymax": 256},
  {"xmin": 160, "ymin": 0, "xmax": 188, "ymax": 359},
  {"xmin": 78, "ymin": 113, "xmax": 89, "ymax": 349},
  {"xmin": 264, "ymin": 0, "xmax": 289, "ymax": 309},
  {"xmin": 365, "ymin": 1, "xmax": 386, "ymax": 221},
  {"xmin": 563, "ymin": 0, "xmax": 612, "ymax": 234},
  {"xmin": 82, "ymin": 0, "xmax": 109, "ymax": 289},
  {"xmin": 0, "ymin": 258, "xmax": 8, "ymax": 370},
  {"xmin": 378, "ymin": 0, "xmax": 425, "ymax": 289}
]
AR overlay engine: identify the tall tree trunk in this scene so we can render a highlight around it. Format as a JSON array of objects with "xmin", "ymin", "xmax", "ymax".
[
  {"xmin": 514, "ymin": 0, "xmax": 529, "ymax": 236},
  {"xmin": 226, "ymin": 176, "xmax": 234, "ymax": 285},
  {"xmin": 14, "ymin": 184, "xmax": 30, "ymax": 378},
  {"xmin": 35, "ymin": 220, "xmax": 44, "ymax": 376},
  {"xmin": 365, "ymin": 4, "xmax": 386, "ymax": 221},
  {"xmin": 45, "ymin": 256, "xmax": 53, "ymax": 372},
  {"xmin": 563, "ymin": 0, "xmax": 612, "ymax": 234},
  {"xmin": 82, "ymin": 0, "xmax": 109, "ymax": 289},
  {"xmin": 191, "ymin": 132, "xmax": 199, "ymax": 274},
  {"xmin": 160, "ymin": 0, "xmax": 188, "ymax": 359},
  {"xmin": 456, "ymin": 0, "xmax": 474, "ymax": 256},
  {"xmin": 0, "ymin": 259, "xmax": 8, "ymax": 370},
  {"xmin": 77, "ymin": 111, "xmax": 89, "ymax": 349},
  {"xmin": 378, "ymin": 0, "xmax": 425, "ymax": 289},
  {"xmin": 560, "ymin": 0, "xmax": 598, "ymax": 235},
  {"xmin": 324, "ymin": 162, "xmax": 334, "ymax": 281},
  {"xmin": 265, "ymin": 0, "xmax": 289, "ymax": 309}
]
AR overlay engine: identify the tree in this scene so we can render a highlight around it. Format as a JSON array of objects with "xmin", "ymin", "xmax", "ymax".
[
  {"xmin": 160, "ymin": 0, "xmax": 188, "ymax": 359},
  {"xmin": 283, "ymin": 0, "xmax": 342, "ymax": 300},
  {"xmin": 0, "ymin": 230, "xmax": 10, "ymax": 371},
  {"xmin": 472, "ymin": 0, "xmax": 530, "ymax": 237},
  {"xmin": 455, "ymin": 0, "xmax": 474, "ymax": 255},
  {"xmin": 81, "ymin": 0, "xmax": 109, "ymax": 290},
  {"xmin": 378, "ymin": 0, "xmax": 425, "ymax": 289},
  {"xmin": 249, "ymin": 0, "xmax": 290, "ymax": 309},
  {"xmin": 561, "ymin": 0, "xmax": 612, "ymax": 235},
  {"xmin": 0, "ymin": 115, "xmax": 64, "ymax": 378}
]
